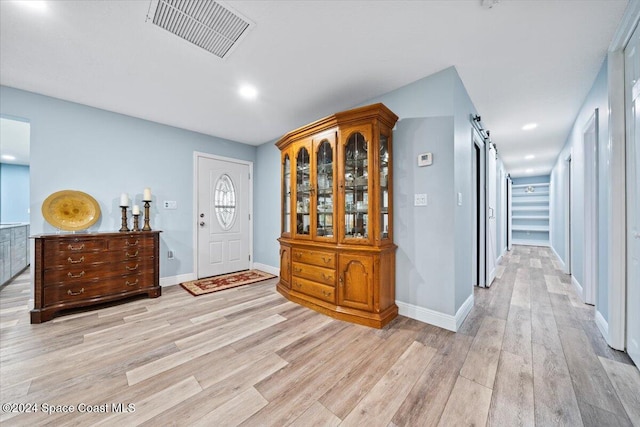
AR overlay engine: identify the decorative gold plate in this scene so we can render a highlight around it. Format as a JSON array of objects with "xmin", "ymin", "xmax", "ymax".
[{"xmin": 42, "ymin": 190, "xmax": 101, "ymax": 231}]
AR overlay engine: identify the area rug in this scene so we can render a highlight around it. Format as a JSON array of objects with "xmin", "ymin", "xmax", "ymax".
[{"xmin": 180, "ymin": 269, "xmax": 276, "ymax": 296}]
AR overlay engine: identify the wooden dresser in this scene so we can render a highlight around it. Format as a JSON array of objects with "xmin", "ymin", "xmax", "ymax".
[{"xmin": 30, "ymin": 231, "xmax": 161, "ymax": 323}]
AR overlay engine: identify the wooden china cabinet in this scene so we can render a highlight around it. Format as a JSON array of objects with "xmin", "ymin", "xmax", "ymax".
[{"xmin": 276, "ymin": 103, "xmax": 398, "ymax": 328}]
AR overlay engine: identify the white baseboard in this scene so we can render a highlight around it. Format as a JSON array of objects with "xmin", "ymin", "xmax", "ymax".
[
  {"xmin": 159, "ymin": 273, "xmax": 196, "ymax": 287},
  {"xmin": 253, "ymin": 263, "xmax": 279, "ymax": 276},
  {"xmin": 550, "ymin": 245, "xmax": 566, "ymax": 271},
  {"xmin": 595, "ymin": 310, "xmax": 609, "ymax": 343},
  {"xmin": 397, "ymin": 294, "xmax": 473, "ymax": 332},
  {"xmin": 571, "ymin": 275, "xmax": 584, "ymax": 302}
]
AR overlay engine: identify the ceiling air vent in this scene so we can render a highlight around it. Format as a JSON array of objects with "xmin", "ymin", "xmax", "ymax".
[{"xmin": 147, "ymin": 0, "xmax": 254, "ymax": 59}]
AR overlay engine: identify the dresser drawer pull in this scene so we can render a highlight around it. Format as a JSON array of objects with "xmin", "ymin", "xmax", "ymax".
[
  {"xmin": 67, "ymin": 256, "xmax": 85, "ymax": 264},
  {"xmin": 126, "ymin": 239, "xmax": 139, "ymax": 246},
  {"xmin": 67, "ymin": 243, "xmax": 85, "ymax": 251},
  {"xmin": 126, "ymin": 264, "xmax": 139, "ymax": 271},
  {"xmin": 322, "ymin": 273, "xmax": 332, "ymax": 280},
  {"xmin": 126, "ymin": 250, "xmax": 139, "ymax": 258},
  {"xmin": 67, "ymin": 271, "xmax": 85, "ymax": 278},
  {"xmin": 322, "ymin": 257, "xmax": 332, "ymax": 264},
  {"xmin": 67, "ymin": 288, "xmax": 85, "ymax": 296},
  {"xmin": 294, "ymin": 267, "xmax": 303, "ymax": 273},
  {"xmin": 295, "ymin": 252, "xmax": 302, "ymax": 258},
  {"xmin": 295, "ymin": 282, "xmax": 302, "ymax": 289},
  {"xmin": 126, "ymin": 279, "xmax": 139, "ymax": 287},
  {"xmin": 322, "ymin": 290, "xmax": 332, "ymax": 297}
]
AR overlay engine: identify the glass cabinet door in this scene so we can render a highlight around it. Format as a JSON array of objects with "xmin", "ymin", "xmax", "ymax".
[
  {"xmin": 379, "ymin": 133, "xmax": 390, "ymax": 240},
  {"xmin": 295, "ymin": 147, "xmax": 311, "ymax": 236},
  {"xmin": 315, "ymin": 140, "xmax": 334, "ymax": 239},
  {"xmin": 343, "ymin": 131, "xmax": 369, "ymax": 240},
  {"xmin": 282, "ymin": 153, "xmax": 291, "ymax": 235}
]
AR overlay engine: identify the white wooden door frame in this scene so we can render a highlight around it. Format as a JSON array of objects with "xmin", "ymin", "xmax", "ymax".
[
  {"xmin": 564, "ymin": 154, "xmax": 572, "ymax": 276},
  {"xmin": 584, "ymin": 109, "xmax": 599, "ymax": 306},
  {"xmin": 193, "ymin": 151, "xmax": 253, "ymax": 278},
  {"xmin": 473, "ymin": 130, "xmax": 486, "ymax": 288},
  {"xmin": 507, "ymin": 176, "xmax": 512, "ymax": 251},
  {"xmin": 605, "ymin": 2, "xmax": 640, "ymax": 350},
  {"xmin": 486, "ymin": 142, "xmax": 498, "ymax": 287}
]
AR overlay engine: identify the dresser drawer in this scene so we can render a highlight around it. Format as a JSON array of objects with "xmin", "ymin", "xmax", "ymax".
[
  {"xmin": 108, "ymin": 236, "xmax": 155, "ymax": 251},
  {"xmin": 43, "ymin": 273, "xmax": 154, "ymax": 306},
  {"xmin": 291, "ymin": 248, "xmax": 335, "ymax": 269},
  {"xmin": 43, "ymin": 246, "xmax": 154, "ymax": 269},
  {"xmin": 44, "ymin": 238, "xmax": 107, "ymax": 254},
  {"xmin": 291, "ymin": 276, "xmax": 335, "ymax": 304},
  {"xmin": 292, "ymin": 262, "xmax": 335, "ymax": 286},
  {"xmin": 43, "ymin": 259, "xmax": 155, "ymax": 285}
]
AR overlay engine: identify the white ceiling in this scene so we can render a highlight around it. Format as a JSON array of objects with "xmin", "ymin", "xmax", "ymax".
[{"xmin": 0, "ymin": 0, "xmax": 628, "ymax": 176}]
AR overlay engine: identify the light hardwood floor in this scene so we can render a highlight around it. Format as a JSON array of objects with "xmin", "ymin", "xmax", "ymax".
[{"xmin": 1, "ymin": 246, "xmax": 638, "ymax": 426}]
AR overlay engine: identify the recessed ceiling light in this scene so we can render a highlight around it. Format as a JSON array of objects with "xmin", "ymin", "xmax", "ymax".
[
  {"xmin": 525, "ymin": 154, "xmax": 535, "ymax": 160},
  {"xmin": 239, "ymin": 84, "xmax": 258, "ymax": 100},
  {"xmin": 2, "ymin": 155, "xmax": 16, "ymax": 161},
  {"xmin": 14, "ymin": 0, "xmax": 48, "ymax": 12},
  {"xmin": 522, "ymin": 123, "xmax": 538, "ymax": 131}
]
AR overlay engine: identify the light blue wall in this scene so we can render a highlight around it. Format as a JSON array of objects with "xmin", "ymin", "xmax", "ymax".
[
  {"xmin": 0, "ymin": 163, "xmax": 30, "ymax": 223},
  {"xmin": 0, "ymin": 86, "xmax": 256, "ymax": 279},
  {"xmin": 253, "ymin": 140, "xmax": 281, "ymax": 268},
  {"xmin": 549, "ymin": 58, "xmax": 609, "ymax": 320}
]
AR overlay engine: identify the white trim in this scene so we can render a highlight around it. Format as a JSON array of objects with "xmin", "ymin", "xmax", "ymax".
[
  {"xmin": 193, "ymin": 152, "xmax": 254, "ymax": 280},
  {"xmin": 550, "ymin": 245, "xmax": 566, "ymax": 271},
  {"xmin": 571, "ymin": 275, "xmax": 584, "ymax": 303},
  {"xmin": 595, "ymin": 309, "xmax": 610, "ymax": 343},
  {"xmin": 160, "ymin": 273, "xmax": 196, "ymax": 287},
  {"xmin": 583, "ymin": 109, "xmax": 599, "ymax": 306},
  {"xmin": 396, "ymin": 294, "xmax": 474, "ymax": 332},
  {"xmin": 252, "ymin": 262, "xmax": 279, "ymax": 276}
]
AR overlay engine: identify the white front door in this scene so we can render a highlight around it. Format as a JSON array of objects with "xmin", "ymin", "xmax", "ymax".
[
  {"xmin": 486, "ymin": 142, "xmax": 497, "ymax": 286},
  {"xmin": 197, "ymin": 154, "xmax": 251, "ymax": 278},
  {"xmin": 625, "ymin": 22, "xmax": 640, "ymax": 367}
]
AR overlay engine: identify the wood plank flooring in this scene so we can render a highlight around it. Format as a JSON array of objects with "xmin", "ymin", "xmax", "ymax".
[{"xmin": 1, "ymin": 246, "xmax": 638, "ymax": 426}]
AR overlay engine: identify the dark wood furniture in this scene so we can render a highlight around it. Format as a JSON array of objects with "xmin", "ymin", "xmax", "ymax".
[
  {"xmin": 30, "ymin": 231, "xmax": 161, "ymax": 323},
  {"xmin": 276, "ymin": 103, "xmax": 399, "ymax": 328}
]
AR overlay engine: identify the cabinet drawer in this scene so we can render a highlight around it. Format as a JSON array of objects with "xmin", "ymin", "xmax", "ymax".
[
  {"xmin": 291, "ymin": 276, "xmax": 335, "ymax": 303},
  {"xmin": 291, "ymin": 248, "xmax": 335, "ymax": 269},
  {"xmin": 43, "ymin": 274, "xmax": 153, "ymax": 305},
  {"xmin": 43, "ymin": 246, "xmax": 154, "ymax": 269},
  {"xmin": 108, "ymin": 236, "xmax": 155, "ymax": 251},
  {"xmin": 43, "ymin": 259, "xmax": 155, "ymax": 285},
  {"xmin": 292, "ymin": 262, "xmax": 335, "ymax": 286},
  {"xmin": 0, "ymin": 229, "xmax": 10, "ymax": 242},
  {"xmin": 44, "ymin": 239, "xmax": 107, "ymax": 253}
]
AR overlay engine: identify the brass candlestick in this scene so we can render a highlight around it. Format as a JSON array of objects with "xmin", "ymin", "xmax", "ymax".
[
  {"xmin": 119, "ymin": 206, "xmax": 130, "ymax": 232},
  {"xmin": 142, "ymin": 201, "xmax": 152, "ymax": 231},
  {"xmin": 132, "ymin": 214, "xmax": 140, "ymax": 232}
]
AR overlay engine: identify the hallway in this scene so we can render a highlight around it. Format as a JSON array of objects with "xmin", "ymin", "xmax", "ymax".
[{"xmin": 0, "ymin": 246, "xmax": 638, "ymax": 426}]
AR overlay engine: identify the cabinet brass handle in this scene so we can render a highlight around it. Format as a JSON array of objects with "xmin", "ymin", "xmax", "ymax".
[
  {"xmin": 322, "ymin": 257, "xmax": 332, "ymax": 264},
  {"xmin": 126, "ymin": 250, "xmax": 139, "ymax": 258},
  {"xmin": 67, "ymin": 288, "xmax": 85, "ymax": 296},
  {"xmin": 126, "ymin": 264, "xmax": 139, "ymax": 271},
  {"xmin": 67, "ymin": 271, "xmax": 85, "ymax": 278},
  {"xmin": 295, "ymin": 252, "xmax": 302, "ymax": 258},
  {"xmin": 339, "ymin": 275, "xmax": 344, "ymax": 284},
  {"xmin": 322, "ymin": 290, "xmax": 331, "ymax": 297},
  {"xmin": 295, "ymin": 282, "xmax": 302, "ymax": 288},
  {"xmin": 67, "ymin": 256, "xmax": 85, "ymax": 264},
  {"xmin": 294, "ymin": 267, "xmax": 302, "ymax": 273},
  {"xmin": 126, "ymin": 279, "xmax": 139, "ymax": 286},
  {"xmin": 322, "ymin": 273, "xmax": 332, "ymax": 280},
  {"xmin": 126, "ymin": 239, "xmax": 139, "ymax": 246},
  {"xmin": 67, "ymin": 243, "xmax": 85, "ymax": 251}
]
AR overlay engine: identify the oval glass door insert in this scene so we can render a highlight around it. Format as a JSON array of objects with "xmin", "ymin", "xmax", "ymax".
[{"xmin": 214, "ymin": 174, "xmax": 237, "ymax": 230}]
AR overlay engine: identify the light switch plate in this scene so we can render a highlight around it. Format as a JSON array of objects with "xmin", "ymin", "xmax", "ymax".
[
  {"xmin": 414, "ymin": 193, "xmax": 428, "ymax": 206},
  {"xmin": 163, "ymin": 200, "xmax": 177, "ymax": 209},
  {"xmin": 457, "ymin": 192, "xmax": 462, "ymax": 206}
]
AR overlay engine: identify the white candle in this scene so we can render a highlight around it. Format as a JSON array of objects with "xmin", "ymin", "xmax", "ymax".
[
  {"xmin": 132, "ymin": 204, "xmax": 140, "ymax": 215},
  {"xmin": 120, "ymin": 193, "xmax": 129, "ymax": 207},
  {"xmin": 143, "ymin": 187, "xmax": 152, "ymax": 201}
]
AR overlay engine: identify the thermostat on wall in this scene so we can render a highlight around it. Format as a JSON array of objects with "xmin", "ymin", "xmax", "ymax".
[{"xmin": 418, "ymin": 152, "xmax": 433, "ymax": 167}]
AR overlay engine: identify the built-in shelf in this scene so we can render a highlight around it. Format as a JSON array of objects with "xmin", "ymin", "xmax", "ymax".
[{"xmin": 511, "ymin": 179, "xmax": 550, "ymax": 247}]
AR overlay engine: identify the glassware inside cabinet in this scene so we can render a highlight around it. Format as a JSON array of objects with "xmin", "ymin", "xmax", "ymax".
[
  {"xmin": 283, "ymin": 154, "xmax": 291, "ymax": 234},
  {"xmin": 296, "ymin": 147, "xmax": 311, "ymax": 235},
  {"xmin": 379, "ymin": 134, "xmax": 390, "ymax": 239},
  {"xmin": 344, "ymin": 132, "xmax": 368, "ymax": 239},
  {"xmin": 316, "ymin": 140, "xmax": 333, "ymax": 237}
]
